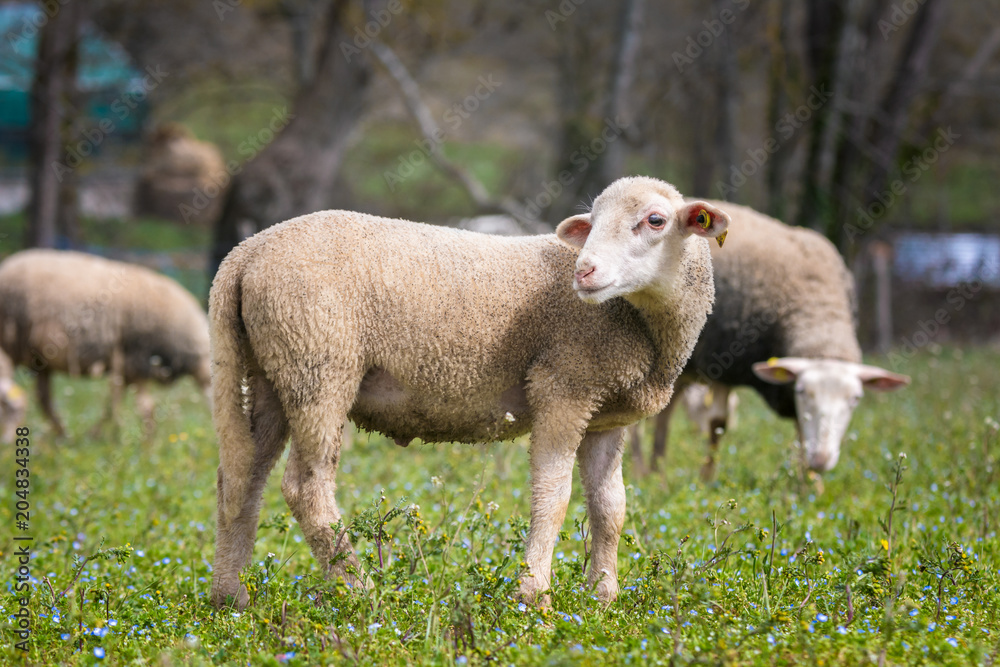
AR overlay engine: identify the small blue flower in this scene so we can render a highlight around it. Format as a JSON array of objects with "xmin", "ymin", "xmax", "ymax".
[
  {"xmin": 93, "ymin": 647, "xmax": 105, "ymax": 659},
  {"xmin": 946, "ymin": 638, "xmax": 959, "ymax": 648}
]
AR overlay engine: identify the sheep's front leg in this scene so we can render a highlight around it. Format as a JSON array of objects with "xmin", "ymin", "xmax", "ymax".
[
  {"xmin": 521, "ymin": 412, "xmax": 585, "ymax": 606},
  {"xmin": 577, "ymin": 427, "xmax": 626, "ymax": 602},
  {"xmin": 136, "ymin": 382, "xmax": 157, "ymax": 440}
]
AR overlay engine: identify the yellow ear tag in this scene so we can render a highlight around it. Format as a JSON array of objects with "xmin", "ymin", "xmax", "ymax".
[
  {"xmin": 765, "ymin": 358, "xmax": 789, "ymax": 381},
  {"xmin": 698, "ymin": 209, "xmax": 727, "ymax": 247}
]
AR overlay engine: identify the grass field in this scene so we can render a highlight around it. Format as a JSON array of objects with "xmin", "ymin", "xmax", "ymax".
[{"xmin": 1, "ymin": 346, "xmax": 998, "ymax": 665}]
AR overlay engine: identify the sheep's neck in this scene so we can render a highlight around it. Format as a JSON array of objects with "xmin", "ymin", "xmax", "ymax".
[{"xmin": 627, "ymin": 288, "xmax": 697, "ymax": 400}]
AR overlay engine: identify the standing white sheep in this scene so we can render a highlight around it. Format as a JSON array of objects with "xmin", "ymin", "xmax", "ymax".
[
  {"xmin": 209, "ymin": 176, "xmax": 730, "ymax": 609},
  {"xmin": 631, "ymin": 201, "xmax": 908, "ymax": 480},
  {"xmin": 0, "ymin": 249, "xmax": 211, "ymax": 437}
]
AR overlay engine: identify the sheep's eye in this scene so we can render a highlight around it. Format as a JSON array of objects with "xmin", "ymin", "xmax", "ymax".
[{"xmin": 647, "ymin": 213, "xmax": 665, "ymax": 228}]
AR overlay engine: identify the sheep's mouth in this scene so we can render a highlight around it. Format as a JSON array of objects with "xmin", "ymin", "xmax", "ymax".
[{"xmin": 575, "ymin": 282, "xmax": 616, "ymax": 303}]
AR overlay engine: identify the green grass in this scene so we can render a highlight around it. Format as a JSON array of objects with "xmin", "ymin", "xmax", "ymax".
[{"xmin": 1, "ymin": 346, "xmax": 999, "ymax": 665}]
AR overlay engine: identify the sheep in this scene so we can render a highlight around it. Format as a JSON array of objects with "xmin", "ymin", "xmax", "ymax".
[
  {"xmin": 630, "ymin": 201, "xmax": 909, "ymax": 480},
  {"xmin": 0, "ymin": 249, "xmax": 211, "ymax": 437},
  {"xmin": 208, "ymin": 176, "xmax": 731, "ymax": 609},
  {"xmin": 133, "ymin": 123, "xmax": 227, "ymax": 225}
]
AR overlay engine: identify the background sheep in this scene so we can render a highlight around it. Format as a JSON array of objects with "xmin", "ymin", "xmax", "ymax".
[
  {"xmin": 631, "ymin": 201, "xmax": 908, "ymax": 480},
  {"xmin": 0, "ymin": 250, "xmax": 211, "ymax": 437},
  {"xmin": 209, "ymin": 176, "xmax": 730, "ymax": 609},
  {"xmin": 133, "ymin": 123, "xmax": 228, "ymax": 225}
]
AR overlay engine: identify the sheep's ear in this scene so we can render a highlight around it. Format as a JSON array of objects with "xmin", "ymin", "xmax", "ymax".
[
  {"xmin": 555, "ymin": 214, "xmax": 592, "ymax": 249},
  {"xmin": 854, "ymin": 364, "xmax": 910, "ymax": 392},
  {"xmin": 752, "ymin": 357, "xmax": 813, "ymax": 385},
  {"xmin": 679, "ymin": 201, "xmax": 730, "ymax": 247}
]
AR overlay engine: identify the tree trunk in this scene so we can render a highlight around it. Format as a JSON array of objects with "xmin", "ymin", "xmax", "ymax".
[
  {"xmin": 598, "ymin": 0, "xmax": 644, "ymax": 187},
  {"xmin": 712, "ymin": 0, "xmax": 738, "ymax": 202},
  {"xmin": 860, "ymin": 0, "xmax": 947, "ymax": 209},
  {"xmin": 26, "ymin": 2, "xmax": 83, "ymax": 249},
  {"xmin": 795, "ymin": 0, "xmax": 846, "ymax": 231},
  {"xmin": 209, "ymin": 0, "xmax": 372, "ymax": 275},
  {"xmin": 764, "ymin": 0, "xmax": 791, "ymax": 219}
]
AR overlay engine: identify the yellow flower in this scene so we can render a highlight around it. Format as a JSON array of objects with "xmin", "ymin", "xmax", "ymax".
[{"xmin": 880, "ymin": 539, "xmax": 889, "ymax": 551}]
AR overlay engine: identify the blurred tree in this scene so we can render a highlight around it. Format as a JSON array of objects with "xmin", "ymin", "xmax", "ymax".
[
  {"xmin": 209, "ymin": 0, "xmax": 372, "ymax": 274},
  {"xmin": 796, "ymin": 0, "xmax": 950, "ymax": 250},
  {"xmin": 26, "ymin": 1, "xmax": 84, "ymax": 248},
  {"xmin": 544, "ymin": 0, "xmax": 643, "ymax": 221}
]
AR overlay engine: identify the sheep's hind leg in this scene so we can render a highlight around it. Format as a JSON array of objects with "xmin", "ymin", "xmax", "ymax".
[
  {"xmin": 36, "ymin": 371, "xmax": 65, "ymax": 437},
  {"xmin": 577, "ymin": 427, "xmax": 626, "ymax": 603},
  {"xmin": 281, "ymin": 378, "xmax": 365, "ymax": 592},
  {"xmin": 649, "ymin": 398, "xmax": 676, "ymax": 472},
  {"xmin": 627, "ymin": 422, "xmax": 648, "ymax": 476},
  {"xmin": 212, "ymin": 375, "xmax": 290, "ymax": 608}
]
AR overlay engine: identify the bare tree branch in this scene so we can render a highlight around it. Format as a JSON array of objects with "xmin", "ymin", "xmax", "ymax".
[{"xmin": 369, "ymin": 39, "xmax": 548, "ymax": 233}]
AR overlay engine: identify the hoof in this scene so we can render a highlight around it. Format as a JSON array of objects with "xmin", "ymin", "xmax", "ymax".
[{"xmin": 211, "ymin": 582, "xmax": 250, "ymax": 610}]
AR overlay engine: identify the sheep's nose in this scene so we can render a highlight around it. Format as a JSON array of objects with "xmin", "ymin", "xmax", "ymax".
[
  {"xmin": 808, "ymin": 450, "xmax": 838, "ymax": 472},
  {"xmin": 575, "ymin": 266, "xmax": 596, "ymax": 283}
]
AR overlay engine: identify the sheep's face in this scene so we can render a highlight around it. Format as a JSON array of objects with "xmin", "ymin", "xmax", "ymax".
[
  {"xmin": 555, "ymin": 177, "xmax": 729, "ymax": 304},
  {"xmin": 0, "ymin": 379, "xmax": 26, "ymax": 443},
  {"xmin": 753, "ymin": 358, "xmax": 910, "ymax": 472}
]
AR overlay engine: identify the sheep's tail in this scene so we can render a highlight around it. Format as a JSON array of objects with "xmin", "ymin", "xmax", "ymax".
[{"xmin": 209, "ymin": 248, "xmax": 257, "ymax": 527}]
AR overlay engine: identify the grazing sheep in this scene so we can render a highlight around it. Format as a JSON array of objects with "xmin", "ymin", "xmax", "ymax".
[
  {"xmin": 133, "ymin": 123, "xmax": 227, "ymax": 225},
  {"xmin": 209, "ymin": 176, "xmax": 730, "ymax": 609},
  {"xmin": 631, "ymin": 201, "xmax": 908, "ymax": 480},
  {"xmin": 0, "ymin": 250, "xmax": 211, "ymax": 437}
]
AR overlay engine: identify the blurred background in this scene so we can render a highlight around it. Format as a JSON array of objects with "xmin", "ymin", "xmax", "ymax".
[{"xmin": 0, "ymin": 0, "xmax": 997, "ymax": 348}]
